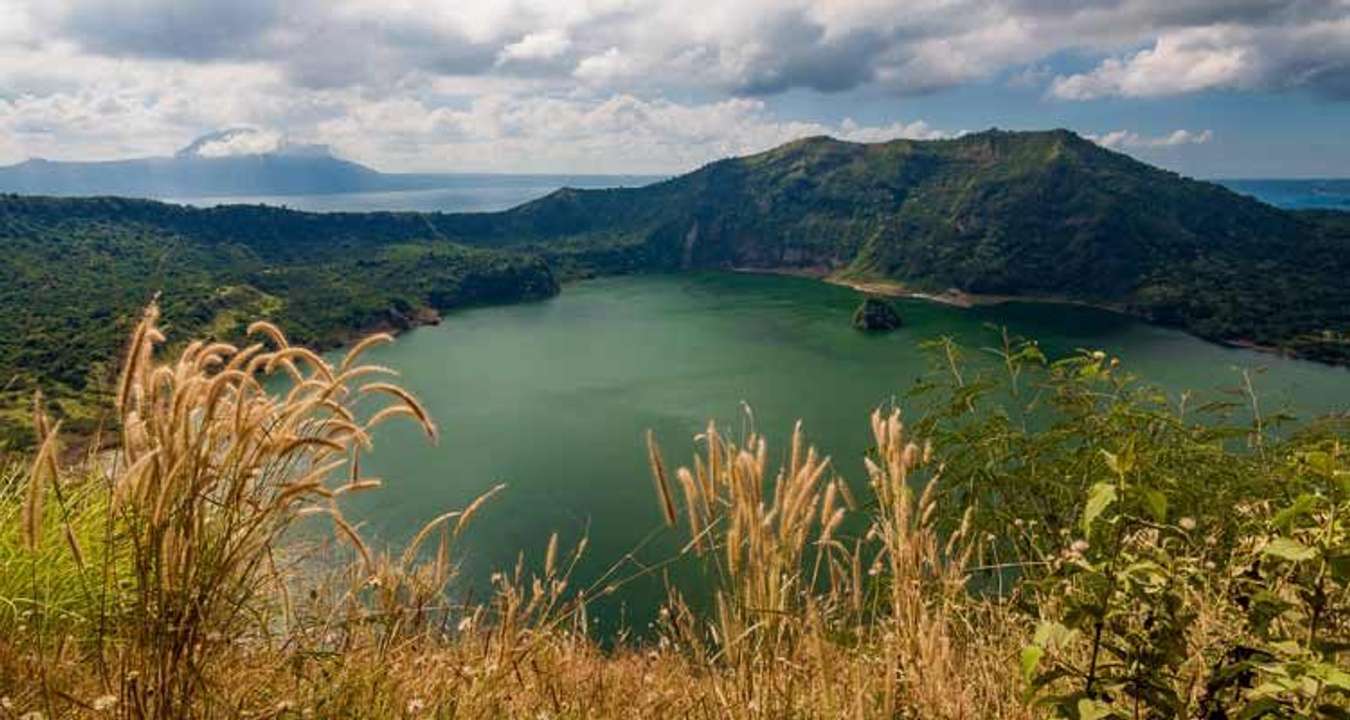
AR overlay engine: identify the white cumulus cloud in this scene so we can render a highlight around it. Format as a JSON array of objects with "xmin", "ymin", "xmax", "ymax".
[
  {"xmin": 1086, "ymin": 128, "xmax": 1214, "ymax": 150},
  {"xmin": 0, "ymin": 0, "xmax": 1344, "ymax": 172},
  {"xmin": 496, "ymin": 29, "xmax": 571, "ymax": 65},
  {"xmin": 191, "ymin": 128, "xmax": 285, "ymax": 157}
]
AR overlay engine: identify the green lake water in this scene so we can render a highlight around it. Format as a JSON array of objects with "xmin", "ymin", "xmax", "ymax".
[{"xmin": 337, "ymin": 271, "xmax": 1348, "ymax": 633}]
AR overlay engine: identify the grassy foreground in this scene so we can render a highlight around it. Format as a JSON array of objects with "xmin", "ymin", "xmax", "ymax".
[{"xmin": 0, "ymin": 307, "xmax": 1346, "ymax": 719}]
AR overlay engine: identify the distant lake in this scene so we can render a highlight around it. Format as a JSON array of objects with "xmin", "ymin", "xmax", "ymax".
[
  {"xmin": 1216, "ymin": 179, "xmax": 1350, "ymax": 210},
  {"xmin": 162, "ymin": 174, "xmax": 661, "ymax": 213},
  {"xmin": 161, "ymin": 175, "xmax": 1348, "ymax": 213},
  {"xmin": 331, "ymin": 272, "xmax": 1349, "ymax": 634}
]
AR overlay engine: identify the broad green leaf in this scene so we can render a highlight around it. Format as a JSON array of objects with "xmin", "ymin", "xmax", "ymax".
[
  {"xmin": 1019, "ymin": 645, "xmax": 1044, "ymax": 684},
  {"xmin": 1315, "ymin": 704, "xmax": 1350, "ymax": 720},
  {"xmin": 1141, "ymin": 488, "xmax": 1167, "ymax": 523},
  {"xmin": 1271, "ymin": 494, "xmax": 1316, "ymax": 531},
  {"xmin": 1310, "ymin": 662, "xmax": 1350, "ymax": 691},
  {"xmin": 1235, "ymin": 697, "xmax": 1284, "ymax": 720},
  {"xmin": 1262, "ymin": 537, "xmax": 1317, "ymax": 562},
  {"xmin": 1101, "ymin": 450, "xmax": 1120, "ymax": 475},
  {"xmin": 1304, "ymin": 450, "xmax": 1334, "ymax": 476},
  {"xmin": 1329, "ymin": 553, "xmax": 1350, "ymax": 583},
  {"xmin": 1077, "ymin": 697, "xmax": 1114, "ymax": 720},
  {"xmin": 1082, "ymin": 482, "xmax": 1117, "ymax": 533}
]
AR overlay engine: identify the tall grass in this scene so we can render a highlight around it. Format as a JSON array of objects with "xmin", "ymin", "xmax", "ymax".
[
  {"xmin": 0, "ymin": 304, "xmax": 1344, "ymax": 718},
  {"xmin": 648, "ymin": 412, "xmax": 1027, "ymax": 718}
]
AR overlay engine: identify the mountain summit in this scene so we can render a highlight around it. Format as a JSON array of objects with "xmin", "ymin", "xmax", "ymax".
[
  {"xmin": 0, "ymin": 129, "xmax": 1344, "ymax": 364},
  {"xmin": 436, "ymin": 129, "xmax": 1349, "ymax": 362},
  {"xmin": 175, "ymin": 128, "xmax": 335, "ymax": 160},
  {"xmin": 0, "ymin": 128, "xmax": 382, "ymax": 197}
]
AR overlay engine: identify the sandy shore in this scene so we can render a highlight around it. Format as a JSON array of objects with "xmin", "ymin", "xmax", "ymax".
[
  {"xmin": 728, "ymin": 266, "xmax": 1147, "ymax": 315},
  {"xmin": 730, "ymin": 267, "xmax": 978, "ymax": 308},
  {"xmin": 822, "ymin": 277, "xmax": 976, "ymax": 308}
]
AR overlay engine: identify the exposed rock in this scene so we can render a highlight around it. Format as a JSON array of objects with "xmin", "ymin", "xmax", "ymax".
[{"xmin": 852, "ymin": 297, "xmax": 903, "ymax": 332}]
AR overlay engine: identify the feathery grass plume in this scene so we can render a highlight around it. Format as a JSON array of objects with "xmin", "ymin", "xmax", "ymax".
[
  {"xmin": 401, "ymin": 510, "xmax": 463, "ymax": 569},
  {"xmin": 20, "ymin": 300, "xmax": 443, "ymax": 716},
  {"xmin": 20, "ymin": 402, "xmax": 61, "ymax": 552},
  {"xmin": 19, "ymin": 434, "xmax": 50, "ymax": 552},
  {"xmin": 544, "ymin": 531, "xmax": 559, "ymax": 578},
  {"xmin": 639, "ymin": 406, "xmax": 1029, "ymax": 717},
  {"xmin": 455, "ymin": 483, "xmax": 506, "ymax": 537},
  {"xmin": 330, "ymin": 509, "xmax": 374, "ymax": 571},
  {"xmin": 645, "ymin": 429, "xmax": 676, "ymax": 527},
  {"xmin": 341, "ymin": 332, "xmax": 395, "ymax": 372},
  {"xmin": 360, "ymin": 382, "xmax": 438, "ymax": 441}
]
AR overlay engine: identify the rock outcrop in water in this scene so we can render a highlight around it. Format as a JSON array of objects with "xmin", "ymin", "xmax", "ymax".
[{"xmin": 852, "ymin": 297, "xmax": 903, "ymax": 332}]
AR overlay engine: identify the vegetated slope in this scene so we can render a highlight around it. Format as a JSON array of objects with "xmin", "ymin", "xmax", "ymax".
[
  {"xmin": 0, "ymin": 195, "xmax": 558, "ymax": 445},
  {"xmin": 437, "ymin": 129, "xmax": 1350, "ymax": 364},
  {"xmin": 3, "ymin": 129, "xmax": 1347, "ymax": 442}
]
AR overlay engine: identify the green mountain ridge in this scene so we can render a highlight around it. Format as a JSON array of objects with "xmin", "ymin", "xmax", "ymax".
[
  {"xmin": 1, "ymin": 128, "xmax": 1347, "ymax": 445},
  {"xmin": 437, "ymin": 129, "xmax": 1350, "ymax": 360}
]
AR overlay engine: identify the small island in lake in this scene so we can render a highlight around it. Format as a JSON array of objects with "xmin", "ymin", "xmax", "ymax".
[{"xmin": 852, "ymin": 297, "xmax": 903, "ymax": 332}]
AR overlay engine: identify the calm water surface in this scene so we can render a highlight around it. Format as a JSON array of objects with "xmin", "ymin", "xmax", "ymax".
[
  {"xmin": 162, "ymin": 175, "xmax": 660, "ymax": 213},
  {"xmin": 330, "ymin": 272, "xmax": 1348, "ymax": 633}
]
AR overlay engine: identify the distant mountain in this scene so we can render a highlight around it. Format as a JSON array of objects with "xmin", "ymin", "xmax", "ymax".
[
  {"xmin": 0, "ymin": 154, "xmax": 401, "ymax": 197},
  {"xmin": 0, "ymin": 128, "xmax": 654, "ymax": 199},
  {"xmin": 0, "ymin": 127, "xmax": 401, "ymax": 196},
  {"xmin": 1, "ymin": 128, "xmax": 1347, "ymax": 447}
]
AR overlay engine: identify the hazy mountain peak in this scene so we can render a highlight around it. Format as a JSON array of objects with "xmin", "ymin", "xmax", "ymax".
[{"xmin": 176, "ymin": 128, "xmax": 333, "ymax": 159}]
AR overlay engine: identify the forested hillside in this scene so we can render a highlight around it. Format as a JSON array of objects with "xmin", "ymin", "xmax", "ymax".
[
  {"xmin": 0, "ymin": 195, "xmax": 558, "ymax": 445},
  {"xmin": 3, "ymin": 129, "xmax": 1348, "ymax": 445},
  {"xmin": 435, "ymin": 129, "xmax": 1350, "ymax": 363}
]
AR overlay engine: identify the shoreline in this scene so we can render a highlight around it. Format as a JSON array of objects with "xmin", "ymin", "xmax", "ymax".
[
  {"xmin": 729, "ymin": 266, "xmax": 1125, "ymax": 312},
  {"xmin": 726, "ymin": 266, "xmax": 1345, "ymax": 366}
]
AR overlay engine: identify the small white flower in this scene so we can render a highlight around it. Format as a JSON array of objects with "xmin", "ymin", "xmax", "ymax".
[
  {"xmin": 1179, "ymin": 517, "xmax": 1197, "ymax": 531},
  {"xmin": 406, "ymin": 698, "xmax": 426, "ymax": 714}
]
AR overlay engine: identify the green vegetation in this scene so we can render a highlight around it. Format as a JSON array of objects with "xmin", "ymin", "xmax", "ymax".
[
  {"xmin": 0, "ymin": 195, "xmax": 558, "ymax": 447},
  {"xmin": 3, "ymin": 129, "xmax": 1349, "ymax": 447},
  {"xmin": 0, "ymin": 310, "xmax": 1345, "ymax": 718},
  {"xmin": 447, "ymin": 129, "xmax": 1349, "ymax": 364}
]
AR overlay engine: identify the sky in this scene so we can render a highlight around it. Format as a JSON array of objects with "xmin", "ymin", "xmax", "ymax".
[{"xmin": 1, "ymin": 0, "xmax": 1348, "ymax": 177}]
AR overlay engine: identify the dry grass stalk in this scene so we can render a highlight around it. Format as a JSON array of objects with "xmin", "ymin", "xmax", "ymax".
[
  {"xmin": 650, "ymin": 409, "xmax": 1027, "ymax": 719},
  {"xmin": 4, "ymin": 301, "xmax": 1042, "ymax": 719},
  {"xmin": 33, "ymin": 301, "xmax": 438, "ymax": 717}
]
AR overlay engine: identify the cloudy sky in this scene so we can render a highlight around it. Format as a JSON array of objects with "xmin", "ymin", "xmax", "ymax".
[{"xmin": 1, "ymin": 0, "xmax": 1348, "ymax": 177}]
